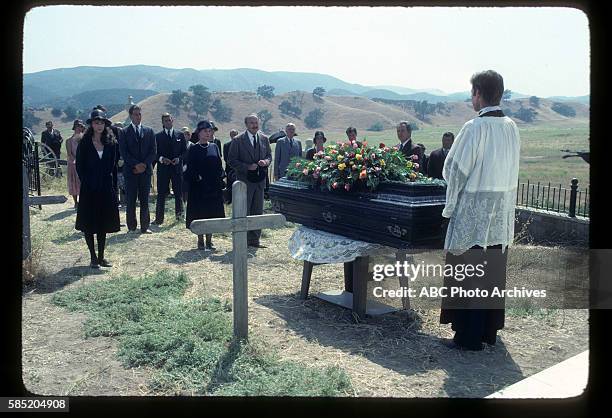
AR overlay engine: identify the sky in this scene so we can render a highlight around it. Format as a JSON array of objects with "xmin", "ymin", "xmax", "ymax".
[{"xmin": 22, "ymin": 5, "xmax": 590, "ymax": 97}]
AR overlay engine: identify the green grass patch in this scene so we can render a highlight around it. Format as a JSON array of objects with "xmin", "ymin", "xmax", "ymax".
[{"xmin": 51, "ymin": 270, "xmax": 352, "ymax": 396}]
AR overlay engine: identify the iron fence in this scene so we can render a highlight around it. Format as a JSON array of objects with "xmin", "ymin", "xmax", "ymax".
[{"xmin": 516, "ymin": 178, "xmax": 589, "ymax": 218}]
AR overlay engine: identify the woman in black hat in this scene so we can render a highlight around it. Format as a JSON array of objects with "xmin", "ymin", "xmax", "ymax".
[
  {"xmin": 306, "ymin": 131, "xmax": 327, "ymax": 160},
  {"xmin": 184, "ymin": 120, "xmax": 225, "ymax": 250},
  {"xmin": 75, "ymin": 109, "xmax": 121, "ymax": 268}
]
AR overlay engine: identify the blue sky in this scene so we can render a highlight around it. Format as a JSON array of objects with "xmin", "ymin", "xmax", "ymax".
[{"xmin": 23, "ymin": 6, "xmax": 589, "ymax": 97}]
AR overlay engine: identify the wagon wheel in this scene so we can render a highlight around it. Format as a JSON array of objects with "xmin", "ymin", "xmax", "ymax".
[{"xmin": 38, "ymin": 142, "xmax": 61, "ymax": 183}]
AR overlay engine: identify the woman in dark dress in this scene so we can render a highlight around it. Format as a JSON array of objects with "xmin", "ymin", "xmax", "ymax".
[
  {"xmin": 75, "ymin": 109, "xmax": 121, "ymax": 268},
  {"xmin": 184, "ymin": 120, "xmax": 225, "ymax": 250},
  {"xmin": 305, "ymin": 130, "xmax": 327, "ymax": 160}
]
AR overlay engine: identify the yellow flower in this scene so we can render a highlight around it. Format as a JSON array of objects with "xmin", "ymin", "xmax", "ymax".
[
  {"xmin": 380, "ymin": 160, "xmax": 386, "ymax": 166},
  {"xmin": 355, "ymin": 153, "xmax": 363, "ymax": 161},
  {"xmin": 338, "ymin": 163, "xmax": 346, "ymax": 171},
  {"xmin": 337, "ymin": 155, "xmax": 344, "ymax": 161},
  {"xmin": 409, "ymin": 172, "xmax": 417, "ymax": 180}
]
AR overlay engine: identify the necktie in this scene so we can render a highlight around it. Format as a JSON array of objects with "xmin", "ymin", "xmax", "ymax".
[
  {"xmin": 290, "ymin": 138, "xmax": 294, "ymax": 148},
  {"xmin": 253, "ymin": 134, "xmax": 257, "ymax": 148}
]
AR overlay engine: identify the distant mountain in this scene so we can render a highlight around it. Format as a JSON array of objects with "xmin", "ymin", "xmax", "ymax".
[
  {"xmin": 22, "ymin": 65, "xmax": 589, "ymax": 109},
  {"xmin": 69, "ymin": 88, "xmax": 158, "ymax": 111},
  {"xmin": 547, "ymin": 95, "xmax": 590, "ymax": 105}
]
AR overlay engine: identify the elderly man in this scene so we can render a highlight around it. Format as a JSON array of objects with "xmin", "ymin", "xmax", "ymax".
[
  {"xmin": 153, "ymin": 112, "xmax": 187, "ymax": 224},
  {"xmin": 228, "ymin": 114, "xmax": 272, "ymax": 248},
  {"xmin": 396, "ymin": 121, "xmax": 423, "ymax": 171},
  {"xmin": 41, "ymin": 121, "xmax": 63, "ymax": 176},
  {"xmin": 439, "ymin": 70, "xmax": 520, "ymax": 351},
  {"xmin": 273, "ymin": 123, "xmax": 303, "ymax": 181},
  {"xmin": 427, "ymin": 132, "xmax": 455, "ymax": 179}
]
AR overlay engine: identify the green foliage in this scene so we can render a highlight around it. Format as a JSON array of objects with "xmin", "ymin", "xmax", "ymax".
[
  {"xmin": 256, "ymin": 85, "xmax": 275, "ymax": 99},
  {"xmin": 312, "ymin": 87, "xmax": 326, "ymax": 97},
  {"xmin": 514, "ymin": 106, "xmax": 538, "ymax": 122},
  {"xmin": 304, "ymin": 108, "xmax": 325, "ymax": 129},
  {"xmin": 63, "ymin": 105, "xmax": 78, "ymax": 120},
  {"xmin": 368, "ymin": 122, "xmax": 384, "ymax": 132},
  {"xmin": 169, "ymin": 89, "xmax": 188, "ymax": 109},
  {"xmin": 529, "ymin": 96, "xmax": 540, "ymax": 107},
  {"xmin": 210, "ymin": 98, "xmax": 233, "ymax": 123},
  {"xmin": 187, "ymin": 85, "xmax": 213, "ymax": 118},
  {"xmin": 51, "ymin": 270, "xmax": 352, "ymax": 396},
  {"xmin": 503, "ymin": 89, "xmax": 512, "ymax": 101},
  {"xmin": 257, "ymin": 109, "xmax": 273, "ymax": 134},
  {"xmin": 278, "ymin": 100, "xmax": 302, "ymax": 118},
  {"xmin": 413, "ymin": 100, "xmax": 436, "ymax": 120},
  {"xmin": 23, "ymin": 109, "xmax": 41, "ymax": 129},
  {"xmin": 551, "ymin": 102, "xmax": 576, "ymax": 118},
  {"xmin": 51, "ymin": 107, "xmax": 63, "ymax": 117}
]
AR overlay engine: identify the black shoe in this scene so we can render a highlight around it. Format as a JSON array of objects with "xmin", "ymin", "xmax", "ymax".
[
  {"xmin": 99, "ymin": 259, "xmax": 112, "ymax": 267},
  {"xmin": 440, "ymin": 337, "xmax": 483, "ymax": 351},
  {"xmin": 152, "ymin": 219, "xmax": 163, "ymax": 225},
  {"xmin": 205, "ymin": 243, "xmax": 216, "ymax": 250},
  {"xmin": 89, "ymin": 260, "xmax": 100, "ymax": 269},
  {"xmin": 141, "ymin": 229, "xmax": 153, "ymax": 234}
]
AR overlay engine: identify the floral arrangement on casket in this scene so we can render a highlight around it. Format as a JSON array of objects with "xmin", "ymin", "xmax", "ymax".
[{"xmin": 285, "ymin": 140, "xmax": 444, "ymax": 192}]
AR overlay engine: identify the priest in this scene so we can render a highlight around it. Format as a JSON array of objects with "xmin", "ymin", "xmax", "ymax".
[{"xmin": 439, "ymin": 70, "xmax": 520, "ymax": 351}]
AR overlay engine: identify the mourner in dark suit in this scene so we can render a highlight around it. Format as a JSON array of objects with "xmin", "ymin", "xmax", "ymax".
[
  {"xmin": 210, "ymin": 121, "xmax": 223, "ymax": 160},
  {"xmin": 223, "ymin": 129, "xmax": 239, "ymax": 204},
  {"xmin": 41, "ymin": 121, "xmax": 63, "ymax": 176},
  {"xmin": 185, "ymin": 120, "xmax": 225, "ymax": 250},
  {"xmin": 75, "ymin": 110, "xmax": 120, "ymax": 268},
  {"xmin": 427, "ymin": 132, "xmax": 455, "ymax": 179},
  {"xmin": 273, "ymin": 123, "xmax": 303, "ymax": 180},
  {"xmin": 417, "ymin": 143, "xmax": 429, "ymax": 174},
  {"xmin": 153, "ymin": 112, "xmax": 187, "ymax": 224},
  {"xmin": 396, "ymin": 121, "xmax": 424, "ymax": 171},
  {"xmin": 118, "ymin": 105, "xmax": 157, "ymax": 233},
  {"xmin": 305, "ymin": 131, "xmax": 327, "ymax": 160},
  {"xmin": 228, "ymin": 114, "xmax": 272, "ymax": 248}
]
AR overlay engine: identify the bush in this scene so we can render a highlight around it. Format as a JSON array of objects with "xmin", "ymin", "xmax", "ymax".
[
  {"xmin": 304, "ymin": 108, "xmax": 324, "ymax": 129},
  {"xmin": 368, "ymin": 122, "xmax": 384, "ymax": 131},
  {"xmin": 210, "ymin": 98, "xmax": 233, "ymax": 123},
  {"xmin": 313, "ymin": 87, "xmax": 326, "ymax": 97},
  {"xmin": 169, "ymin": 89, "xmax": 188, "ymax": 109},
  {"xmin": 551, "ymin": 102, "xmax": 576, "ymax": 117},
  {"xmin": 257, "ymin": 109, "xmax": 273, "ymax": 133},
  {"xmin": 63, "ymin": 106, "xmax": 78, "ymax": 120},
  {"xmin": 513, "ymin": 106, "xmax": 537, "ymax": 122},
  {"xmin": 51, "ymin": 107, "xmax": 62, "ymax": 117},
  {"xmin": 23, "ymin": 109, "xmax": 41, "ymax": 129},
  {"xmin": 529, "ymin": 96, "xmax": 540, "ymax": 107},
  {"xmin": 278, "ymin": 100, "xmax": 302, "ymax": 118},
  {"xmin": 257, "ymin": 85, "xmax": 275, "ymax": 99}
]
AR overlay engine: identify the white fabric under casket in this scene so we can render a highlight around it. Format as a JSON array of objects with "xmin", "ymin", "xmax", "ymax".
[{"xmin": 288, "ymin": 226, "xmax": 392, "ymax": 264}]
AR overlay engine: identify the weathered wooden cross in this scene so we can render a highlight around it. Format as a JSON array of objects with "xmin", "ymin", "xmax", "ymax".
[
  {"xmin": 23, "ymin": 166, "xmax": 67, "ymax": 259},
  {"xmin": 189, "ymin": 180, "xmax": 286, "ymax": 339}
]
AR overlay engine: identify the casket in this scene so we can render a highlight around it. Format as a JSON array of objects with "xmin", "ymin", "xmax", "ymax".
[{"xmin": 268, "ymin": 178, "xmax": 448, "ymax": 249}]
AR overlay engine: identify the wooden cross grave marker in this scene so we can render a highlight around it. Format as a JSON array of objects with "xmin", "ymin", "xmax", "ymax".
[
  {"xmin": 189, "ymin": 180, "xmax": 286, "ymax": 339},
  {"xmin": 23, "ymin": 166, "xmax": 67, "ymax": 260}
]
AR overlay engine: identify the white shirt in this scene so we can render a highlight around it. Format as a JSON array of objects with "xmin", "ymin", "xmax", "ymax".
[
  {"xmin": 131, "ymin": 123, "xmax": 141, "ymax": 137},
  {"xmin": 442, "ymin": 109, "xmax": 520, "ymax": 255},
  {"xmin": 248, "ymin": 131, "xmax": 257, "ymax": 147},
  {"xmin": 399, "ymin": 138, "xmax": 411, "ymax": 150},
  {"xmin": 97, "ymin": 150, "xmax": 104, "ymax": 159}
]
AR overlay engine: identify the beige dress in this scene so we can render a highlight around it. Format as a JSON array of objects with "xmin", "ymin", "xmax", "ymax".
[{"xmin": 66, "ymin": 135, "xmax": 81, "ymax": 196}]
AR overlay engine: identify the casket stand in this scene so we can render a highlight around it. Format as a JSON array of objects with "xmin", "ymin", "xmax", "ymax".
[{"xmin": 269, "ymin": 178, "xmax": 448, "ymax": 318}]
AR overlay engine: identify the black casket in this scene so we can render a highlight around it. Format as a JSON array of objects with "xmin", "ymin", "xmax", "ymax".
[{"xmin": 268, "ymin": 178, "xmax": 448, "ymax": 249}]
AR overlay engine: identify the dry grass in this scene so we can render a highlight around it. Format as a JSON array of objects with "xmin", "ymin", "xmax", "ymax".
[{"xmin": 22, "ymin": 197, "xmax": 589, "ymax": 397}]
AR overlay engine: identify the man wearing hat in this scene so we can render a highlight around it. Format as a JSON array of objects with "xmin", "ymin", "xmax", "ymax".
[
  {"xmin": 306, "ymin": 131, "xmax": 327, "ymax": 160},
  {"xmin": 228, "ymin": 114, "xmax": 272, "ymax": 248},
  {"xmin": 41, "ymin": 121, "xmax": 63, "ymax": 176},
  {"xmin": 118, "ymin": 105, "xmax": 157, "ymax": 233},
  {"xmin": 273, "ymin": 122, "xmax": 303, "ymax": 181},
  {"xmin": 153, "ymin": 112, "xmax": 187, "ymax": 224}
]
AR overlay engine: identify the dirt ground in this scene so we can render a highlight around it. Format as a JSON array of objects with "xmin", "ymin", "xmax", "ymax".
[{"xmin": 22, "ymin": 198, "xmax": 589, "ymax": 397}]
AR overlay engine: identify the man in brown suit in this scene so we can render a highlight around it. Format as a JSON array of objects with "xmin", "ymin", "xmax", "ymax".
[{"xmin": 228, "ymin": 114, "xmax": 272, "ymax": 248}]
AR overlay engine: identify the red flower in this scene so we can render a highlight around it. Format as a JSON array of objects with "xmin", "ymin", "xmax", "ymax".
[
  {"xmin": 332, "ymin": 182, "xmax": 338, "ymax": 189},
  {"xmin": 379, "ymin": 143, "xmax": 386, "ymax": 148}
]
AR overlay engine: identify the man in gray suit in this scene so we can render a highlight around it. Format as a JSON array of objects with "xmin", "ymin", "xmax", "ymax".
[
  {"xmin": 228, "ymin": 114, "xmax": 272, "ymax": 248},
  {"xmin": 273, "ymin": 122, "xmax": 303, "ymax": 181}
]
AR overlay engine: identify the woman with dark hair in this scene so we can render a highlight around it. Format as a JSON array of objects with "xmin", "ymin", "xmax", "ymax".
[
  {"xmin": 306, "ymin": 131, "xmax": 327, "ymax": 160},
  {"xmin": 184, "ymin": 120, "xmax": 225, "ymax": 250},
  {"xmin": 75, "ymin": 109, "xmax": 121, "ymax": 268},
  {"xmin": 66, "ymin": 119, "xmax": 85, "ymax": 208}
]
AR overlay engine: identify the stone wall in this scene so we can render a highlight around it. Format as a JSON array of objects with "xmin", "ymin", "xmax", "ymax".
[{"xmin": 514, "ymin": 207, "xmax": 589, "ymax": 247}]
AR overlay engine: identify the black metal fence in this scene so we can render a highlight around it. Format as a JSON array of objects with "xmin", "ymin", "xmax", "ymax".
[{"xmin": 516, "ymin": 178, "xmax": 589, "ymax": 218}]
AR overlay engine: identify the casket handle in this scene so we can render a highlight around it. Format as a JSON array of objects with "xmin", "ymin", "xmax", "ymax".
[
  {"xmin": 321, "ymin": 209, "xmax": 337, "ymax": 223},
  {"xmin": 387, "ymin": 224, "xmax": 407, "ymax": 238}
]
